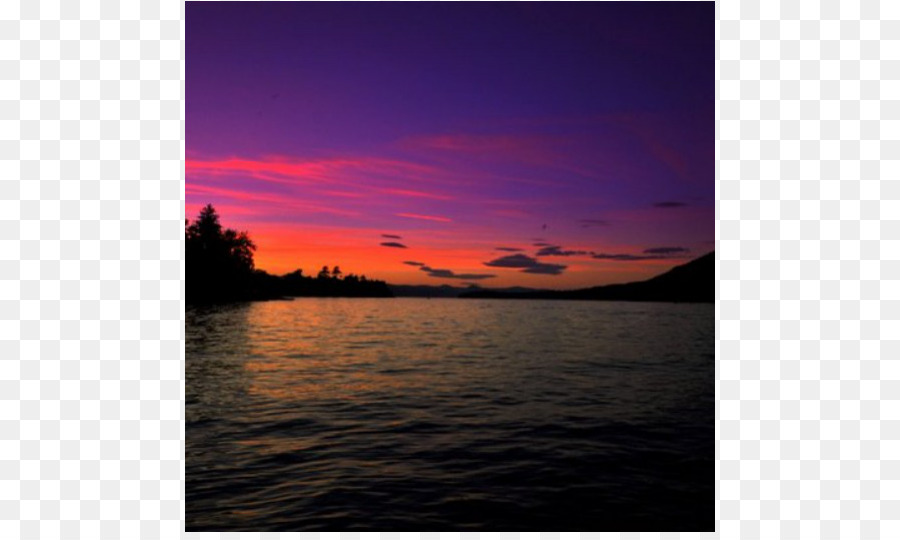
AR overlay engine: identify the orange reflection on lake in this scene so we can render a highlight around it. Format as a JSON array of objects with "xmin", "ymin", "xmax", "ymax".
[{"xmin": 241, "ymin": 299, "xmax": 451, "ymax": 403}]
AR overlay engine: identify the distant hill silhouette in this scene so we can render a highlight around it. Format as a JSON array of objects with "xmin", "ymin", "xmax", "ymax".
[{"xmin": 460, "ymin": 252, "xmax": 714, "ymax": 302}]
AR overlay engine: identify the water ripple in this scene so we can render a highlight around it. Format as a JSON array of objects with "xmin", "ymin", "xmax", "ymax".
[{"xmin": 187, "ymin": 298, "xmax": 713, "ymax": 531}]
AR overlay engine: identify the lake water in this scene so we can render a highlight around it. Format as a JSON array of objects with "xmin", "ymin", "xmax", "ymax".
[{"xmin": 186, "ymin": 298, "xmax": 714, "ymax": 531}]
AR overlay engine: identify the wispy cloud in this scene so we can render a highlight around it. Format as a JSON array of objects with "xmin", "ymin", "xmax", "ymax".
[
  {"xmin": 403, "ymin": 261, "xmax": 425, "ymax": 266},
  {"xmin": 185, "ymin": 183, "xmax": 359, "ymax": 217},
  {"xmin": 396, "ymin": 212, "xmax": 452, "ymax": 223},
  {"xmin": 185, "ymin": 155, "xmax": 457, "ymax": 211},
  {"xmin": 380, "ymin": 188, "xmax": 455, "ymax": 201},
  {"xmin": 187, "ymin": 156, "xmax": 438, "ymax": 186},
  {"xmin": 614, "ymin": 112, "xmax": 711, "ymax": 188},
  {"xmin": 380, "ymin": 242, "xmax": 407, "ymax": 249},
  {"xmin": 495, "ymin": 247, "xmax": 524, "ymax": 252},
  {"xmin": 577, "ymin": 219, "xmax": 610, "ymax": 228},
  {"xmin": 401, "ymin": 132, "xmax": 602, "ymax": 179},
  {"xmin": 483, "ymin": 254, "xmax": 567, "ymax": 276},
  {"xmin": 382, "ymin": 234, "xmax": 402, "ymax": 239}
]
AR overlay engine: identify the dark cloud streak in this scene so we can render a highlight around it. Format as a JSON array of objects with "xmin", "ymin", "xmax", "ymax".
[
  {"xmin": 522, "ymin": 264, "xmax": 567, "ymax": 275},
  {"xmin": 419, "ymin": 265, "xmax": 496, "ymax": 280},
  {"xmin": 643, "ymin": 247, "xmax": 689, "ymax": 255},
  {"xmin": 380, "ymin": 242, "xmax": 407, "ymax": 249},
  {"xmin": 654, "ymin": 201, "xmax": 687, "ymax": 208},
  {"xmin": 483, "ymin": 254, "xmax": 567, "ymax": 275},
  {"xmin": 592, "ymin": 253, "xmax": 660, "ymax": 261},
  {"xmin": 536, "ymin": 245, "xmax": 589, "ymax": 257},
  {"xmin": 590, "ymin": 251, "xmax": 689, "ymax": 261},
  {"xmin": 532, "ymin": 244, "xmax": 691, "ymax": 261}
]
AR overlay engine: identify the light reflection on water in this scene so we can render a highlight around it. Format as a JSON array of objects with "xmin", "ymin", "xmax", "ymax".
[{"xmin": 187, "ymin": 298, "xmax": 713, "ymax": 531}]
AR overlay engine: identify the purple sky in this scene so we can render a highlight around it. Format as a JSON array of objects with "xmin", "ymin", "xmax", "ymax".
[{"xmin": 186, "ymin": 2, "xmax": 714, "ymax": 288}]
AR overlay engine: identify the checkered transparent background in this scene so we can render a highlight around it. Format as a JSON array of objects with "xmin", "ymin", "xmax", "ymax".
[{"xmin": 0, "ymin": 0, "xmax": 895, "ymax": 537}]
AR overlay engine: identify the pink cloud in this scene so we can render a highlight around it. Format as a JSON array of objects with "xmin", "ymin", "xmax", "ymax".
[
  {"xmin": 379, "ymin": 188, "xmax": 455, "ymax": 201},
  {"xmin": 185, "ymin": 183, "xmax": 359, "ymax": 217},
  {"xmin": 186, "ymin": 155, "xmax": 446, "ymax": 189},
  {"xmin": 400, "ymin": 132, "xmax": 634, "ymax": 181},
  {"xmin": 403, "ymin": 133, "xmax": 568, "ymax": 167},
  {"xmin": 396, "ymin": 212, "xmax": 452, "ymax": 223}
]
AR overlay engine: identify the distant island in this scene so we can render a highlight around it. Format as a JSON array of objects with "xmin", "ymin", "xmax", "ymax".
[{"xmin": 187, "ymin": 204, "xmax": 712, "ymax": 304}]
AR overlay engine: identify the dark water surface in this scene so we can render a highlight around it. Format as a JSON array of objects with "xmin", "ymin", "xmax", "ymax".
[{"xmin": 186, "ymin": 298, "xmax": 713, "ymax": 531}]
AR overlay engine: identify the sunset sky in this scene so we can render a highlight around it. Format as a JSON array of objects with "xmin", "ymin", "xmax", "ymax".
[{"xmin": 186, "ymin": 2, "xmax": 714, "ymax": 288}]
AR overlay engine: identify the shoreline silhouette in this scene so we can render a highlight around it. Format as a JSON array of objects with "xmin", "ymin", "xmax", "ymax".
[{"xmin": 187, "ymin": 204, "xmax": 712, "ymax": 304}]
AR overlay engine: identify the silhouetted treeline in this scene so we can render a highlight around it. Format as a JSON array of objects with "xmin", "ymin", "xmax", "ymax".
[
  {"xmin": 251, "ymin": 266, "xmax": 393, "ymax": 300},
  {"xmin": 186, "ymin": 204, "xmax": 392, "ymax": 303}
]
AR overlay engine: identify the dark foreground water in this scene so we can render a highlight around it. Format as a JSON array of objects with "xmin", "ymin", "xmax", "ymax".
[{"xmin": 186, "ymin": 298, "xmax": 713, "ymax": 531}]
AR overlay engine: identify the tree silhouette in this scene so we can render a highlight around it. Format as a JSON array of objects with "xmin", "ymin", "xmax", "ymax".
[
  {"xmin": 186, "ymin": 204, "xmax": 257, "ymax": 302},
  {"xmin": 186, "ymin": 204, "xmax": 256, "ymax": 269},
  {"xmin": 186, "ymin": 204, "xmax": 393, "ymax": 302}
]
